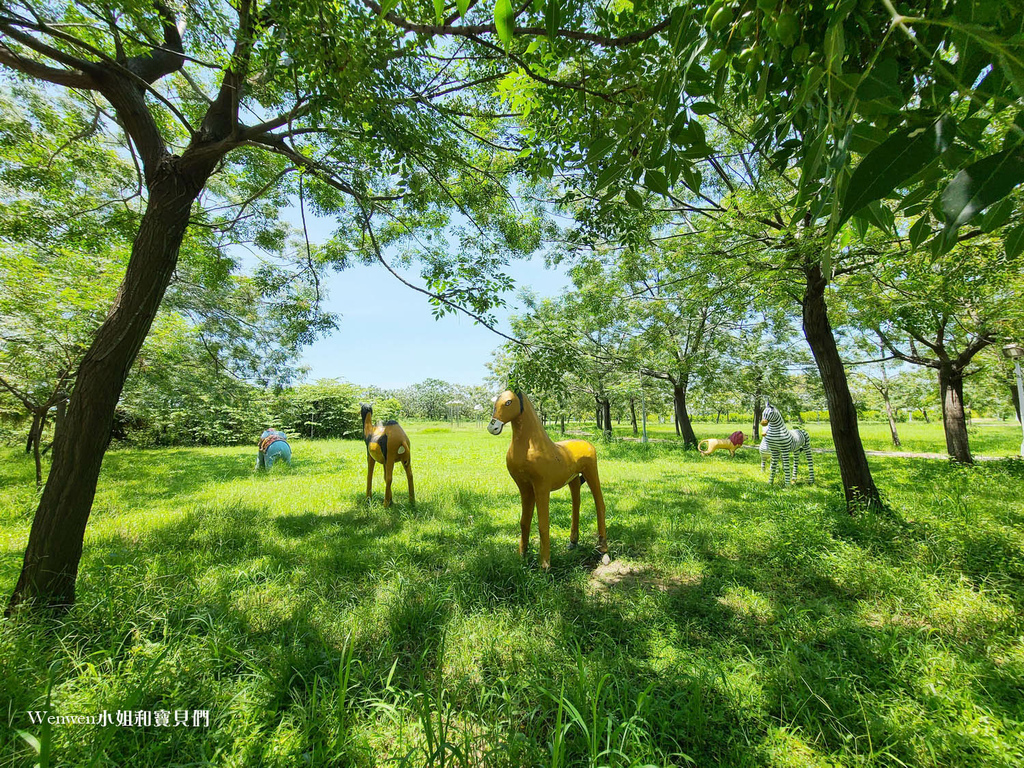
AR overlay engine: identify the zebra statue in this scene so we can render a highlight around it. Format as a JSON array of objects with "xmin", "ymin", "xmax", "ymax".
[{"xmin": 760, "ymin": 401, "xmax": 814, "ymax": 485}]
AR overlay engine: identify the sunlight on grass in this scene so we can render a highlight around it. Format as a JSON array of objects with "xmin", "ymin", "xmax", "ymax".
[{"xmin": 1, "ymin": 423, "xmax": 1022, "ymax": 766}]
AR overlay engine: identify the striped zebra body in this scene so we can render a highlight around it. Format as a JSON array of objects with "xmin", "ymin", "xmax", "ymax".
[{"xmin": 761, "ymin": 403, "xmax": 814, "ymax": 485}]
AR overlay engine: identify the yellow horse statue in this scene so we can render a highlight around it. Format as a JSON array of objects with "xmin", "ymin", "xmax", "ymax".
[
  {"xmin": 488, "ymin": 390, "xmax": 609, "ymax": 570},
  {"xmin": 362, "ymin": 404, "xmax": 414, "ymax": 507}
]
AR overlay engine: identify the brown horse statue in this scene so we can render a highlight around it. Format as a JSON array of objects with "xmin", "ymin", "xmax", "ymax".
[
  {"xmin": 487, "ymin": 390, "xmax": 609, "ymax": 570},
  {"xmin": 362, "ymin": 404, "xmax": 414, "ymax": 506}
]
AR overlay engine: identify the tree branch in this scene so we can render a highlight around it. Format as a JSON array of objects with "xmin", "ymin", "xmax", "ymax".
[
  {"xmin": 361, "ymin": 0, "xmax": 671, "ymax": 48},
  {"xmin": 0, "ymin": 31, "xmax": 96, "ymax": 88},
  {"xmin": 123, "ymin": 1, "xmax": 185, "ymax": 84}
]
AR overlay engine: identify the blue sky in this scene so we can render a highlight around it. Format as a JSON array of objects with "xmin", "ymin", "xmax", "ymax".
[{"xmin": 289, "ymin": 210, "xmax": 570, "ymax": 389}]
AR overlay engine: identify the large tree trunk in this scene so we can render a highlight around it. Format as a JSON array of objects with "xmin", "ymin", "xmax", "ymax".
[
  {"xmin": 560, "ymin": 414, "xmax": 566, "ymax": 434},
  {"xmin": 802, "ymin": 264, "xmax": 881, "ymax": 509},
  {"xmin": 938, "ymin": 365, "xmax": 972, "ymax": 464},
  {"xmin": 752, "ymin": 396, "xmax": 763, "ymax": 441},
  {"xmin": 629, "ymin": 397, "xmax": 638, "ymax": 436},
  {"xmin": 601, "ymin": 398, "xmax": 612, "ymax": 438},
  {"xmin": 7, "ymin": 165, "xmax": 210, "ymax": 614},
  {"xmin": 673, "ymin": 381, "xmax": 698, "ymax": 449}
]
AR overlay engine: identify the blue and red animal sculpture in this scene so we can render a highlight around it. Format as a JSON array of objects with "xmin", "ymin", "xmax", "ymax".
[{"xmin": 257, "ymin": 428, "xmax": 291, "ymax": 469}]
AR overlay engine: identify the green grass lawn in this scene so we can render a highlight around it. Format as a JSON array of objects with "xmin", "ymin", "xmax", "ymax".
[{"xmin": 2, "ymin": 424, "xmax": 1023, "ymax": 767}]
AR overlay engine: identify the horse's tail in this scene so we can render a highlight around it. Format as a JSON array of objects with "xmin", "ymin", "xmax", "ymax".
[{"xmin": 698, "ymin": 439, "xmax": 710, "ymax": 454}]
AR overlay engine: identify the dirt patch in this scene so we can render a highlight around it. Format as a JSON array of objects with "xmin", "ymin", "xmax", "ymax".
[{"xmin": 588, "ymin": 559, "xmax": 697, "ymax": 595}]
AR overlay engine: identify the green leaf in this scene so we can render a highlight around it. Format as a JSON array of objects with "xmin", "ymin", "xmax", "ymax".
[
  {"xmin": 981, "ymin": 197, "xmax": 1014, "ymax": 232},
  {"xmin": 593, "ymin": 163, "xmax": 626, "ymax": 192},
  {"xmin": 456, "ymin": 0, "xmax": 471, "ymax": 18},
  {"xmin": 856, "ymin": 58, "xmax": 902, "ymax": 104},
  {"xmin": 999, "ymin": 51, "xmax": 1024, "ymax": 99},
  {"xmin": 837, "ymin": 116, "xmax": 955, "ymax": 231},
  {"xmin": 940, "ymin": 146, "xmax": 1024, "ymax": 247},
  {"xmin": 379, "ymin": 0, "xmax": 398, "ymax": 16},
  {"xmin": 16, "ymin": 730, "xmax": 41, "ymax": 754},
  {"xmin": 644, "ymin": 169, "xmax": 670, "ymax": 196},
  {"xmin": 825, "ymin": 24, "xmax": 846, "ymax": 73},
  {"xmin": 545, "ymin": 0, "xmax": 561, "ymax": 40},
  {"xmin": 624, "ymin": 188, "xmax": 644, "ymax": 209},
  {"xmin": 681, "ymin": 164, "xmax": 702, "ymax": 193},
  {"xmin": 1006, "ymin": 223, "xmax": 1024, "ymax": 259},
  {"xmin": 852, "ymin": 215, "xmax": 868, "ymax": 240},
  {"xmin": 898, "ymin": 184, "xmax": 933, "ymax": 213},
  {"xmin": 587, "ymin": 136, "xmax": 617, "ymax": 163},
  {"xmin": 859, "ymin": 200, "xmax": 893, "ymax": 234},
  {"xmin": 494, "ymin": 0, "xmax": 515, "ymax": 46},
  {"xmin": 433, "ymin": 0, "xmax": 445, "ymax": 23},
  {"xmin": 689, "ymin": 101, "xmax": 718, "ymax": 115},
  {"xmin": 908, "ymin": 215, "xmax": 931, "ymax": 250}
]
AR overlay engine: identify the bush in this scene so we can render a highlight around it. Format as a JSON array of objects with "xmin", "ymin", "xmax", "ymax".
[{"xmin": 114, "ymin": 379, "xmax": 361, "ymax": 447}]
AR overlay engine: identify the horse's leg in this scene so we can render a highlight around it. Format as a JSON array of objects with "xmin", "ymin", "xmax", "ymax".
[
  {"xmin": 402, "ymin": 458, "xmax": 415, "ymax": 505},
  {"xmin": 769, "ymin": 450, "xmax": 779, "ymax": 484},
  {"xmin": 568, "ymin": 476, "xmax": 581, "ymax": 549},
  {"xmin": 383, "ymin": 459, "xmax": 394, "ymax": 507},
  {"xmin": 365, "ymin": 455, "xmax": 375, "ymax": 501},
  {"xmin": 583, "ymin": 462, "xmax": 609, "ymax": 558},
  {"xmin": 782, "ymin": 449, "xmax": 792, "ymax": 485},
  {"xmin": 805, "ymin": 447, "xmax": 815, "ymax": 484},
  {"xmin": 515, "ymin": 480, "xmax": 535, "ymax": 558},
  {"xmin": 536, "ymin": 489, "xmax": 552, "ymax": 570}
]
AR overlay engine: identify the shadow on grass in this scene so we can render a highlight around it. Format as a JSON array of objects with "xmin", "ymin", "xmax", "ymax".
[
  {"xmin": 92, "ymin": 446, "xmax": 354, "ymax": 514},
  {"xmin": 5, "ymin": 449, "xmax": 1024, "ymax": 767}
]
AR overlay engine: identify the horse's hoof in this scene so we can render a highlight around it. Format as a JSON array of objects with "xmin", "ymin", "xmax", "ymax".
[
  {"xmin": 541, "ymin": 561, "xmax": 551, "ymax": 571},
  {"xmin": 601, "ymin": 553, "xmax": 611, "ymax": 565}
]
